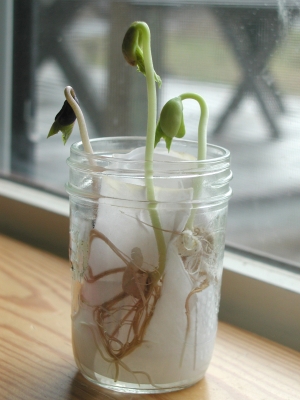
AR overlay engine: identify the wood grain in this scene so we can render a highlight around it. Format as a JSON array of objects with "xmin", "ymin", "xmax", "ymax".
[{"xmin": 0, "ymin": 234, "xmax": 299, "ymax": 400}]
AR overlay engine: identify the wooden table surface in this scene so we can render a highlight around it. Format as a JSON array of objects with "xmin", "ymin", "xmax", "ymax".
[{"xmin": 0, "ymin": 233, "xmax": 299, "ymax": 400}]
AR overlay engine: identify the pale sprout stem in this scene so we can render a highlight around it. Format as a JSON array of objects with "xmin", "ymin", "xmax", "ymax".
[
  {"xmin": 179, "ymin": 93, "xmax": 208, "ymax": 231},
  {"xmin": 64, "ymin": 86, "xmax": 94, "ymax": 155}
]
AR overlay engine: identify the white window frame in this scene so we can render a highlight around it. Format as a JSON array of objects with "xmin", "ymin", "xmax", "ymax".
[
  {"xmin": 0, "ymin": 178, "xmax": 299, "ymax": 351},
  {"xmin": 0, "ymin": 0, "xmax": 13, "ymax": 173}
]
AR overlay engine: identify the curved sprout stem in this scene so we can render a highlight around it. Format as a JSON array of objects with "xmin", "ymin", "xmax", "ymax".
[
  {"xmin": 135, "ymin": 22, "xmax": 167, "ymax": 281},
  {"xmin": 179, "ymin": 93, "xmax": 208, "ymax": 162},
  {"xmin": 179, "ymin": 93, "xmax": 208, "ymax": 231},
  {"xmin": 64, "ymin": 86, "xmax": 94, "ymax": 154}
]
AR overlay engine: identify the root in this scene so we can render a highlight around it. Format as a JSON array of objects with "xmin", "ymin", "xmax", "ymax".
[
  {"xmin": 180, "ymin": 277, "xmax": 209, "ymax": 367},
  {"xmin": 94, "ymin": 282, "xmax": 161, "ymax": 361},
  {"xmin": 116, "ymin": 357, "xmax": 161, "ymax": 388},
  {"xmin": 176, "ymin": 227, "xmax": 214, "ymax": 368},
  {"xmin": 78, "ymin": 222, "xmax": 220, "ymax": 382},
  {"xmin": 85, "ymin": 266, "xmax": 126, "ymax": 283},
  {"xmin": 185, "ymin": 278, "xmax": 209, "ymax": 334},
  {"xmin": 119, "ymin": 210, "xmax": 181, "ymax": 235},
  {"xmin": 78, "ymin": 228, "xmax": 162, "ymax": 383},
  {"xmin": 79, "ymin": 309, "xmax": 161, "ymax": 386},
  {"xmin": 89, "ymin": 229, "xmax": 131, "ymax": 265},
  {"xmin": 79, "ymin": 223, "xmax": 220, "ymax": 381}
]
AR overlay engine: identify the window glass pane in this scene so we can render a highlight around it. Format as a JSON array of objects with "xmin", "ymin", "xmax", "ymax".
[{"xmin": 1, "ymin": 0, "xmax": 299, "ymax": 266}]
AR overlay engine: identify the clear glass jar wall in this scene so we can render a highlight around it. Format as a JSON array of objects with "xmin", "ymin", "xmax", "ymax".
[{"xmin": 68, "ymin": 138, "xmax": 231, "ymax": 393}]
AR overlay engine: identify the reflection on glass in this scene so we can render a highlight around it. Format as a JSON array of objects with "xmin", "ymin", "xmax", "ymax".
[{"xmin": 1, "ymin": 0, "xmax": 299, "ymax": 266}]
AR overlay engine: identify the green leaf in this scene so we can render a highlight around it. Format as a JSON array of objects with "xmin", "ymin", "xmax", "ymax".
[
  {"xmin": 164, "ymin": 135, "xmax": 173, "ymax": 152},
  {"xmin": 154, "ymin": 124, "xmax": 164, "ymax": 148},
  {"xmin": 155, "ymin": 97, "xmax": 186, "ymax": 151},
  {"xmin": 61, "ymin": 123, "xmax": 75, "ymax": 145},
  {"xmin": 47, "ymin": 120, "xmax": 60, "ymax": 138},
  {"xmin": 47, "ymin": 98, "xmax": 78, "ymax": 144}
]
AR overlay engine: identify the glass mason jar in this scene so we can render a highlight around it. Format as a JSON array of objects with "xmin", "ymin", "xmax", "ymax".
[{"xmin": 67, "ymin": 137, "xmax": 232, "ymax": 394}]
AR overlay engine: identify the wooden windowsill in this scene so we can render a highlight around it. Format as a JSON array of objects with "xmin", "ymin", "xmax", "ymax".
[{"xmin": 0, "ymin": 233, "xmax": 299, "ymax": 399}]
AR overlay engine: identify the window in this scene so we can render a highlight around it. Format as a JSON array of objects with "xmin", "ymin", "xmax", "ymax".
[{"xmin": 0, "ymin": 0, "xmax": 299, "ymax": 350}]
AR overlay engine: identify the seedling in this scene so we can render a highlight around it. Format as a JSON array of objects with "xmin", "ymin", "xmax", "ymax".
[{"xmin": 48, "ymin": 21, "xmax": 214, "ymax": 386}]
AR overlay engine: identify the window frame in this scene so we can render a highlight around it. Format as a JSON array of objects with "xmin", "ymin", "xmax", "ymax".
[
  {"xmin": 0, "ymin": 0, "xmax": 13, "ymax": 173},
  {"xmin": 0, "ymin": 178, "xmax": 299, "ymax": 352}
]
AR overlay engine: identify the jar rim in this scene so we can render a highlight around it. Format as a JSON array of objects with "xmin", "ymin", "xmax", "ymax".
[
  {"xmin": 67, "ymin": 137, "xmax": 232, "ymax": 204},
  {"xmin": 69, "ymin": 136, "xmax": 230, "ymax": 166}
]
